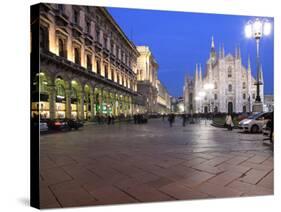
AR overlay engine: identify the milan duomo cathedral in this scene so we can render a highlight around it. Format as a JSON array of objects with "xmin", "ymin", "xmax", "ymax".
[{"xmin": 183, "ymin": 37, "xmax": 264, "ymax": 114}]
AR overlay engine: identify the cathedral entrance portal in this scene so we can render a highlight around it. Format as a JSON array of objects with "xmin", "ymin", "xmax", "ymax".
[
  {"xmin": 228, "ymin": 102, "xmax": 233, "ymax": 114},
  {"xmin": 204, "ymin": 106, "xmax": 208, "ymax": 113}
]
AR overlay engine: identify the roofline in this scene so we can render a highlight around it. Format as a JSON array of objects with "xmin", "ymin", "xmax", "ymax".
[{"xmin": 100, "ymin": 7, "xmax": 140, "ymax": 57}]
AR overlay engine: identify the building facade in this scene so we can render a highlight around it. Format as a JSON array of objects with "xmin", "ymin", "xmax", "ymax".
[
  {"xmin": 184, "ymin": 37, "xmax": 264, "ymax": 114},
  {"xmin": 32, "ymin": 3, "xmax": 140, "ymax": 120},
  {"xmin": 156, "ymin": 80, "xmax": 171, "ymax": 113},
  {"xmin": 136, "ymin": 46, "xmax": 159, "ymax": 114}
]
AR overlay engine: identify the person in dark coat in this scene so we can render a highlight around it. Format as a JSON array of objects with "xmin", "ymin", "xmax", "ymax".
[{"xmin": 182, "ymin": 113, "xmax": 186, "ymax": 126}]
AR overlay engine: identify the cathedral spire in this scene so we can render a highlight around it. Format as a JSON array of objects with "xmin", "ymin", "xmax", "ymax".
[
  {"xmin": 235, "ymin": 45, "xmax": 241, "ymax": 59},
  {"xmin": 247, "ymin": 55, "xmax": 251, "ymax": 71},
  {"xmin": 210, "ymin": 36, "xmax": 216, "ymax": 61},
  {"xmin": 222, "ymin": 43, "xmax": 225, "ymax": 58},
  {"xmin": 219, "ymin": 44, "xmax": 222, "ymax": 59},
  {"xmin": 199, "ymin": 64, "xmax": 202, "ymax": 83},
  {"xmin": 195, "ymin": 64, "xmax": 199, "ymax": 82},
  {"xmin": 211, "ymin": 36, "xmax": 215, "ymax": 49}
]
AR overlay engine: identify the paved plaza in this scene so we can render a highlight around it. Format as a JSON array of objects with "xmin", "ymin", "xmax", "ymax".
[{"xmin": 39, "ymin": 118, "xmax": 273, "ymax": 208}]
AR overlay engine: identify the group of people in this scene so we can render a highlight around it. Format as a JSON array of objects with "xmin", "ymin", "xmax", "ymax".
[{"xmin": 133, "ymin": 114, "xmax": 148, "ymax": 124}]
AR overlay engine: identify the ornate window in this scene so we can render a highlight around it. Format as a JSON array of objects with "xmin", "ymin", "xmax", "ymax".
[
  {"xmin": 103, "ymin": 35, "xmax": 107, "ymax": 49},
  {"xmin": 86, "ymin": 20, "xmax": 91, "ymax": 33},
  {"xmin": 58, "ymin": 38, "xmax": 66, "ymax": 58},
  {"xmin": 96, "ymin": 59, "xmax": 101, "ymax": 74},
  {"xmin": 95, "ymin": 28, "xmax": 100, "ymax": 42},
  {"xmin": 214, "ymin": 82, "xmax": 217, "ymax": 89},
  {"xmin": 110, "ymin": 40, "xmax": 114, "ymax": 53},
  {"xmin": 111, "ymin": 69, "xmax": 114, "ymax": 81},
  {"xmin": 228, "ymin": 66, "xmax": 232, "ymax": 78},
  {"xmin": 56, "ymin": 84, "xmax": 65, "ymax": 98},
  {"xmin": 39, "ymin": 25, "xmax": 49, "ymax": 50},
  {"xmin": 117, "ymin": 73, "xmax": 120, "ymax": 84},
  {"xmin": 86, "ymin": 54, "xmax": 92, "ymax": 70},
  {"xmin": 214, "ymin": 93, "xmax": 217, "ymax": 100},
  {"xmin": 228, "ymin": 84, "xmax": 232, "ymax": 92},
  {"xmin": 58, "ymin": 4, "xmax": 64, "ymax": 13},
  {"xmin": 243, "ymin": 82, "xmax": 246, "ymax": 89},
  {"xmin": 104, "ymin": 64, "xmax": 108, "ymax": 78},
  {"xmin": 243, "ymin": 93, "xmax": 246, "ymax": 99},
  {"xmin": 73, "ymin": 9, "xmax": 79, "ymax": 24},
  {"xmin": 74, "ymin": 47, "xmax": 81, "ymax": 65}
]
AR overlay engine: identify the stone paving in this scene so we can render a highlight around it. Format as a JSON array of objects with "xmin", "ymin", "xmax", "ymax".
[{"xmin": 39, "ymin": 118, "xmax": 273, "ymax": 208}]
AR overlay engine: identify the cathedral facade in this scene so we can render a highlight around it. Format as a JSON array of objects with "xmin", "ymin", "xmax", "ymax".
[{"xmin": 183, "ymin": 37, "xmax": 264, "ymax": 114}]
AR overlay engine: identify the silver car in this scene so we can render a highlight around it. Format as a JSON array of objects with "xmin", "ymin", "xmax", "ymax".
[
  {"xmin": 238, "ymin": 112, "xmax": 272, "ymax": 133},
  {"xmin": 40, "ymin": 122, "xmax": 49, "ymax": 132}
]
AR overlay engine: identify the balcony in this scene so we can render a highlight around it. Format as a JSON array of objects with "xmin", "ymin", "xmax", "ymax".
[
  {"xmin": 102, "ymin": 48, "xmax": 110, "ymax": 57},
  {"xmin": 84, "ymin": 33, "xmax": 93, "ymax": 46},
  {"xmin": 94, "ymin": 40, "xmax": 102, "ymax": 51},
  {"xmin": 110, "ymin": 52, "xmax": 116, "ymax": 61},
  {"xmin": 54, "ymin": 9, "xmax": 69, "ymax": 27},
  {"xmin": 71, "ymin": 23, "xmax": 83, "ymax": 38}
]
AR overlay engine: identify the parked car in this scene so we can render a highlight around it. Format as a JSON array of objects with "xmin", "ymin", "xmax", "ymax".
[
  {"xmin": 47, "ymin": 119, "xmax": 69, "ymax": 130},
  {"xmin": 238, "ymin": 112, "xmax": 273, "ymax": 133},
  {"xmin": 40, "ymin": 122, "xmax": 49, "ymax": 132},
  {"xmin": 66, "ymin": 119, "xmax": 84, "ymax": 130}
]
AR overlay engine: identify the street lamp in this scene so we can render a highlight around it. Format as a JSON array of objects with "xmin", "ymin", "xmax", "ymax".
[{"xmin": 245, "ymin": 18, "xmax": 271, "ymax": 105}]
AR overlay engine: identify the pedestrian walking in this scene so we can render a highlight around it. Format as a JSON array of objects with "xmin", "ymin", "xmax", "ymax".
[
  {"xmin": 182, "ymin": 113, "xmax": 186, "ymax": 126},
  {"xmin": 225, "ymin": 113, "xmax": 234, "ymax": 130},
  {"xmin": 168, "ymin": 113, "xmax": 174, "ymax": 127},
  {"xmin": 107, "ymin": 115, "xmax": 111, "ymax": 125}
]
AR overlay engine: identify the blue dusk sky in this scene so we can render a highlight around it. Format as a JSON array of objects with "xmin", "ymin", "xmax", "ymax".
[{"xmin": 108, "ymin": 7, "xmax": 274, "ymax": 97}]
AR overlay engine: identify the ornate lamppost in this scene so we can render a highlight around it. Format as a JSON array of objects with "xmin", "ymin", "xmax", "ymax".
[{"xmin": 245, "ymin": 18, "xmax": 271, "ymax": 112}]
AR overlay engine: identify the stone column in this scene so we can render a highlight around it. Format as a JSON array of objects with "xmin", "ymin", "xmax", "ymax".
[
  {"xmin": 90, "ymin": 90, "xmax": 95, "ymax": 121},
  {"xmin": 112, "ymin": 94, "xmax": 116, "ymax": 116},
  {"xmin": 48, "ymin": 84, "xmax": 56, "ymax": 119},
  {"xmin": 65, "ymin": 87, "xmax": 72, "ymax": 119},
  {"xmin": 106, "ymin": 92, "xmax": 110, "ymax": 115},
  {"xmin": 79, "ymin": 89, "xmax": 85, "ymax": 120}
]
